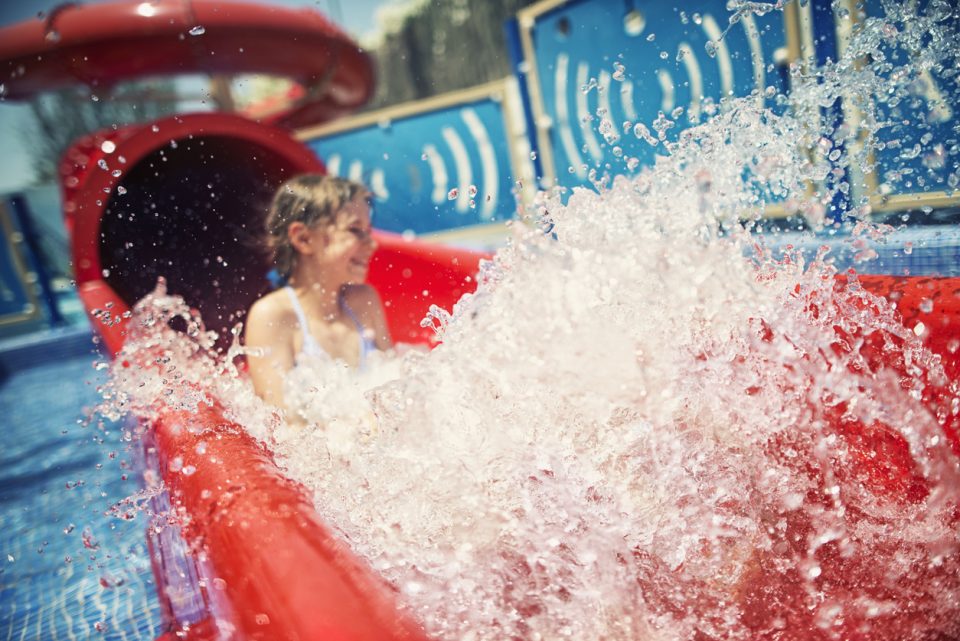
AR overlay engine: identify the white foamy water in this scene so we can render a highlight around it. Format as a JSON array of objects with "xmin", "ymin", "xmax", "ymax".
[{"xmin": 100, "ymin": 3, "xmax": 960, "ymax": 640}]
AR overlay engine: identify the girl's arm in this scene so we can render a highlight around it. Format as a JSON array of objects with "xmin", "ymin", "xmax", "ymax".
[{"xmin": 244, "ymin": 297, "xmax": 296, "ymax": 409}]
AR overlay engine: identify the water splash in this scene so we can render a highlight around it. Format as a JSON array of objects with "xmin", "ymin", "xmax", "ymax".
[{"xmin": 98, "ymin": 2, "xmax": 960, "ymax": 640}]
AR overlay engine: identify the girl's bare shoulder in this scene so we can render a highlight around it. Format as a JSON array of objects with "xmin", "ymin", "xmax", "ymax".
[
  {"xmin": 342, "ymin": 283, "xmax": 384, "ymax": 310},
  {"xmin": 247, "ymin": 289, "xmax": 297, "ymax": 329}
]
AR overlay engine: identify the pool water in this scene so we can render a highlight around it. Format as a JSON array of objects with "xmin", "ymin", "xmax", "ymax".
[{"xmin": 0, "ymin": 347, "xmax": 162, "ymax": 640}]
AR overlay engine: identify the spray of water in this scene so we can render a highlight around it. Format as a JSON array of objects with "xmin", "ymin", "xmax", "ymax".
[{"xmin": 100, "ymin": 3, "xmax": 960, "ymax": 639}]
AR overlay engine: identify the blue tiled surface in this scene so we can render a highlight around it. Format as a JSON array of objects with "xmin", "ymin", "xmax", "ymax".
[
  {"xmin": 0, "ymin": 355, "xmax": 162, "ymax": 640},
  {"xmin": 758, "ymin": 225, "xmax": 960, "ymax": 277}
]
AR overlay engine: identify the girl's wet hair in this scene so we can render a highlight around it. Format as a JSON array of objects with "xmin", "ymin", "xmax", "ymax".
[{"xmin": 264, "ymin": 174, "xmax": 369, "ymax": 279}]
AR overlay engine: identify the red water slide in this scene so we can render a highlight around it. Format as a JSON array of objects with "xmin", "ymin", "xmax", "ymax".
[
  {"xmin": 62, "ymin": 110, "xmax": 481, "ymax": 641},
  {"xmin": 0, "ymin": 0, "xmax": 373, "ymax": 128}
]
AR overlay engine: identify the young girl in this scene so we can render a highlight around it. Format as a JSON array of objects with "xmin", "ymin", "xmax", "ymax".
[{"xmin": 245, "ymin": 174, "xmax": 393, "ymax": 415}]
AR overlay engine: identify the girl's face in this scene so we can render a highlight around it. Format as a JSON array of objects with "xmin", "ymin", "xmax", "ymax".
[{"xmin": 309, "ymin": 195, "xmax": 376, "ymax": 285}]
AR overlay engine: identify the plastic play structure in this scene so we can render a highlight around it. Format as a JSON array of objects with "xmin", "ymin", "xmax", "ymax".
[{"xmin": 1, "ymin": 1, "xmax": 958, "ymax": 640}]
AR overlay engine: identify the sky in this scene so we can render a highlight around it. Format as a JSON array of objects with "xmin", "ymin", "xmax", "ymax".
[{"xmin": 0, "ymin": 0, "xmax": 399, "ymax": 193}]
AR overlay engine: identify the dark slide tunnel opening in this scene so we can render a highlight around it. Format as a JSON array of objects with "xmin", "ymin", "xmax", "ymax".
[{"xmin": 100, "ymin": 135, "xmax": 304, "ymax": 349}]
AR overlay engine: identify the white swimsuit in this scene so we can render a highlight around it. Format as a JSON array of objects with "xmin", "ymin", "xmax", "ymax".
[{"xmin": 284, "ymin": 286, "xmax": 375, "ymax": 368}]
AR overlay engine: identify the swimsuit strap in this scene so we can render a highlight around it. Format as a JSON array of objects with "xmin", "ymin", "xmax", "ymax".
[
  {"xmin": 284, "ymin": 286, "xmax": 324, "ymax": 357},
  {"xmin": 341, "ymin": 298, "xmax": 377, "ymax": 367}
]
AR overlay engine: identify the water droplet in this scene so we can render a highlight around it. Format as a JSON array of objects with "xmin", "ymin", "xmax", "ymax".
[
  {"xmin": 612, "ymin": 62, "xmax": 626, "ymax": 81},
  {"xmin": 101, "ymin": 570, "xmax": 126, "ymax": 589},
  {"xmin": 82, "ymin": 529, "xmax": 99, "ymax": 550},
  {"xmin": 6, "ymin": 555, "xmax": 13, "ymax": 563},
  {"xmin": 44, "ymin": 30, "xmax": 60, "ymax": 42},
  {"xmin": 919, "ymin": 298, "xmax": 934, "ymax": 313},
  {"xmin": 189, "ymin": 25, "xmax": 205, "ymax": 36},
  {"xmin": 705, "ymin": 40, "xmax": 718, "ymax": 58},
  {"xmin": 447, "ymin": 188, "xmax": 459, "ymax": 200},
  {"xmin": 116, "ymin": 186, "xmax": 127, "ymax": 195}
]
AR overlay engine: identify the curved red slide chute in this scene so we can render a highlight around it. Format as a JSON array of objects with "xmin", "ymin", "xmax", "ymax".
[
  {"xmin": 0, "ymin": 0, "xmax": 374, "ymax": 129},
  {"xmin": 151, "ymin": 402, "xmax": 432, "ymax": 641}
]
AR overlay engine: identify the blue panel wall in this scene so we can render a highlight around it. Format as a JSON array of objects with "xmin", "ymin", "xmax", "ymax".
[
  {"xmin": 304, "ymin": 96, "xmax": 517, "ymax": 236},
  {"xmin": 526, "ymin": 0, "xmax": 789, "ymax": 189},
  {"xmin": 857, "ymin": 0, "xmax": 959, "ymax": 203}
]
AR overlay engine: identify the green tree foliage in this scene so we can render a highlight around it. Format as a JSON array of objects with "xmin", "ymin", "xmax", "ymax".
[
  {"xmin": 23, "ymin": 81, "xmax": 179, "ymax": 184},
  {"xmin": 368, "ymin": 0, "xmax": 539, "ymax": 109}
]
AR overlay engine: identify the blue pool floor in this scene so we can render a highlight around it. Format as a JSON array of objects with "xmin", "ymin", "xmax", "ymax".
[{"xmin": 0, "ymin": 351, "xmax": 162, "ymax": 640}]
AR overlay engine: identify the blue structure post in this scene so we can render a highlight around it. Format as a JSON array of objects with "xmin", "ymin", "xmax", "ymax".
[
  {"xmin": 810, "ymin": 0, "xmax": 851, "ymax": 223},
  {"xmin": 504, "ymin": 16, "xmax": 545, "ymax": 186},
  {"xmin": 7, "ymin": 194, "xmax": 67, "ymax": 327}
]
